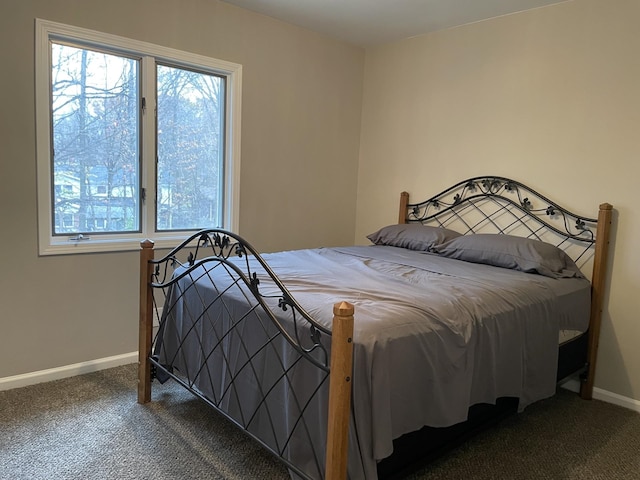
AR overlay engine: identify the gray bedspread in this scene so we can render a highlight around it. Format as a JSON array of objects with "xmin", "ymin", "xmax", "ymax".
[{"xmin": 156, "ymin": 245, "xmax": 591, "ymax": 479}]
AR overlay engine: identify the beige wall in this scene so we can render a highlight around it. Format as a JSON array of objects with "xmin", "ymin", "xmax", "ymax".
[
  {"xmin": 0, "ymin": 0, "xmax": 364, "ymax": 377},
  {"xmin": 358, "ymin": 0, "xmax": 639, "ymax": 401}
]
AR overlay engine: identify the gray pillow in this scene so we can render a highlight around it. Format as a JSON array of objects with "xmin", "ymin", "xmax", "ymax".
[
  {"xmin": 367, "ymin": 224, "xmax": 461, "ymax": 252},
  {"xmin": 434, "ymin": 234, "xmax": 584, "ymax": 278}
]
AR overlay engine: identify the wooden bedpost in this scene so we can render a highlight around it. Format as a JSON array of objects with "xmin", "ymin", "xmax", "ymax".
[
  {"xmin": 398, "ymin": 191, "xmax": 410, "ymax": 224},
  {"xmin": 325, "ymin": 301, "xmax": 355, "ymax": 480},
  {"xmin": 138, "ymin": 239, "xmax": 155, "ymax": 404},
  {"xmin": 580, "ymin": 203, "xmax": 613, "ymax": 400}
]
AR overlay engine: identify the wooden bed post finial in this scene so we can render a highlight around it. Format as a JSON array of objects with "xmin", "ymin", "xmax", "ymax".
[
  {"xmin": 398, "ymin": 191, "xmax": 410, "ymax": 224},
  {"xmin": 325, "ymin": 301, "xmax": 355, "ymax": 480},
  {"xmin": 138, "ymin": 239, "xmax": 155, "ymax": 404}
]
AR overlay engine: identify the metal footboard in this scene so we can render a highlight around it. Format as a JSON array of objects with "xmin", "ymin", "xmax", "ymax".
[{"xmin": 138, "ymin": 230, "xmax": 354, "ymax": 480}]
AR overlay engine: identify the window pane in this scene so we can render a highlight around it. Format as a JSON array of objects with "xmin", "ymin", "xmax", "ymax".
[
  {"xmin": 156, "ymin": 64, "xmax": 225, "ymax": 231},
  {"xmin": 51, "ymin": 43, "xmax": 139, "ymax": 235}
]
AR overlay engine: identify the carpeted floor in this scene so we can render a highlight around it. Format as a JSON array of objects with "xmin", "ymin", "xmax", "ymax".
[{"xmin": 1, "ymin": 364, "xmax": 638, "ymax": 479}]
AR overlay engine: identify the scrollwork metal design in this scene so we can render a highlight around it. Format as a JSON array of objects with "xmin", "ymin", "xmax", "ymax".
[
  {"xmin": 149, "ymin": 228, "xmax": 331, "ymax": 370},
  {"xmin": 405, "ymin": 176, "xmax": 597, "ymax": 246}
]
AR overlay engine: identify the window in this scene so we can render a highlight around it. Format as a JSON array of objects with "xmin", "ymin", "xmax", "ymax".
[{"xmin": 36, "ymin": 19, "xmax": 242, "ymax": 255}]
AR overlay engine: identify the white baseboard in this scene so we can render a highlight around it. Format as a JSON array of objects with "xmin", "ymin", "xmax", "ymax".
[
  {"xmin": 0, "ymin": 352, "xmax": 137, "ymax": 392},
  {"xmin": 561, "ymin": 379, "xmax": 640, "ymax": 413},
  {"xmin": 591, "ymin": 387, "xmax": 640, "ymax": 413}
]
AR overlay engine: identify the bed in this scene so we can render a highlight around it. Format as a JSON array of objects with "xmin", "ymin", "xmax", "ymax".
[{"xmin": 137, "ymin": 176, "xmax": 612, "ymax": 480}]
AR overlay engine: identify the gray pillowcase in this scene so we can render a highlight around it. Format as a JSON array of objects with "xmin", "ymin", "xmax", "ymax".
[
  {"xmin": 434, "ymin": 234, "xmax": 584, "ymax": 279},
  {"xmin": 367, "ymin": 224, "xmax": 461, "ymax": 252}
]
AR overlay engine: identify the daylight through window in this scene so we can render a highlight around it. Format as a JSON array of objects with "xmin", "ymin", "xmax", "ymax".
[
  {"xmin": 36, "ymin": 19, "xmax": 241, "ymax": 255},
  {"xmin": 51, "ymin": 43, "xmax": 140, "ymax": 235}
]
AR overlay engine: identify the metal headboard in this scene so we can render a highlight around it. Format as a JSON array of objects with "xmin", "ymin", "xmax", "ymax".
[
  {"xmin": 399, "ymin": 175, "xmax": 613, "ymax": 401},
  {"xmin": 399, "ymin": 176, "xmax": 601, "ymax": 274}
]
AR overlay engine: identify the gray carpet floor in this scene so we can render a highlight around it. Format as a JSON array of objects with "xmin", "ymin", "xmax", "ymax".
[{"xmin": 1, "ymin": 364, "xmax": 639, "ymax": 479}]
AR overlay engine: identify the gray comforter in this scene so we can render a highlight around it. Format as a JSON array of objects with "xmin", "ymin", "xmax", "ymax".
[{"xmin": 156, "ymin": 245, "xmax": 591, "ymax": 479}]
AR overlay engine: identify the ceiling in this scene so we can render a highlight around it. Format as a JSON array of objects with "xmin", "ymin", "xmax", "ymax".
[{"xmin": 221, "ymin": 0, "xmax": 569, "ymax": 47}]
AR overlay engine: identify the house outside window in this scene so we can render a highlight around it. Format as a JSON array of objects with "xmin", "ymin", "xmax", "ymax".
[{"xmin": 35, "ymin": 19, "xmax": 242, "ymax": 255}]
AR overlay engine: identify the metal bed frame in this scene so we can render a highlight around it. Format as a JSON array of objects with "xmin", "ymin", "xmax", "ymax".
[
  {"xmin": 138, "ymin": 175, "xmax": 612, "ymax": 479},
  {"xmin": 398, "ymin": 176, "xmax": 612, "ymax": 400}
]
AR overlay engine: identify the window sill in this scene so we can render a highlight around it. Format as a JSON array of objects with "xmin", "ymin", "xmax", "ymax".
[{"xmin": 39, "ymin": 235, "xmax": 191, "ymax": 256}]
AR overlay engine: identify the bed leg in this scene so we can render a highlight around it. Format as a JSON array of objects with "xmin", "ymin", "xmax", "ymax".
[
  {"xmin": 138, "ymin": 239, "xmax": 155, "ymax": 404},
  {"xmin": 580, "ymin": 203, "xmax": 612, "ymax": 400},
  {"xmin": 325, "ymin": 301, "xmax": 355, "ymax": 480}
]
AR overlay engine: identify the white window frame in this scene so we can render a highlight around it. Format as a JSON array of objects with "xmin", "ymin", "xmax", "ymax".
[{"xmin": 35, "ymin": 19, "xmax": 242, "ymax": 255}]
